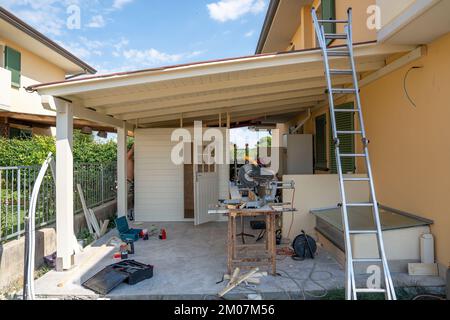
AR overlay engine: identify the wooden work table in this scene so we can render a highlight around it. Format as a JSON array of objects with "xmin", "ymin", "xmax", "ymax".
[{"xmin": 225, "ymin": 207, "xmax": 290, "ymax": 275}]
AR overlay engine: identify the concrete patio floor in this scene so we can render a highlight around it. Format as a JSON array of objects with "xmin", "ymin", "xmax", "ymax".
[{"xmin": 34, "ymin": 221, "xmax": 446, "ymax": 300}]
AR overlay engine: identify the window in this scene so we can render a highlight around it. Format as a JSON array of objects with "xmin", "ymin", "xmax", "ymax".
[
  {"xmin": 315, "ymin": 114, "xmax": 327, "ymax": 170},
  {"xmin": 9, "ymin": 127, "xmax": 32, "ymax": 139},
  {"xmin": 0, "ymin": 45, "xmax": 4, "ymax": 68},
  {"xmin": 5, "ymin": 46, "xmax": 21, "ymax": 88},
  {"xmin": 321, "ymin": 0, "xmax": 336, "ymax": 38},
  {"xmin": 330, "ymin": 103, "xmax": 355, "ymax": 174}
]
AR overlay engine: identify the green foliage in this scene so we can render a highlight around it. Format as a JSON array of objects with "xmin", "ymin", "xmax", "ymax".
[
  {"xmin": 77, "ymin": 228, "xmax": 95, "ymax": 247},
  {"xmin": 258, "ymin": 136, "xmax": 272, "ymax": 148},
  {"xmin": 0, "ymin": 135, "xmax": 55, "ymax": 166},
  {"xmin": 72, "ymin": 130, "xmax": 117, "ymax": 163},
  {"xmin": 0, "ymin": 130, "xmax": 129, "ymax": 166}
]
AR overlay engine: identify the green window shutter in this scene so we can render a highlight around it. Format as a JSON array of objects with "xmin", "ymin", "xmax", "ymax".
[
  {"xmin": 315, "ymin": 114, "xmax": 327, "ymax": 170},
  {"xmin": 5, "ymin": 46, "xmax": 21, "ymax": 88},
  {"xmin": 330, "ymin": 103, "xmax": 355, "ymax": 174},
  {"xmin": 9, "ymin": 127, "xmax": 32, "ymax": 140},
  {"xmin": 321, "ymin": 0, "xmax": 336, "ymax": 35}
]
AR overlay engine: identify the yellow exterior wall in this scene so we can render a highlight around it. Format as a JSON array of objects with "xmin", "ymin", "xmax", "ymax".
[
  {"xmin": 289, "ymin": 32, "xmax": 450, "ymax": 268},
  {"xmin": 335, "ymin": 0, "xmax": 377, "ymax": 43},
  {"xmin": 358, "ymin": 33, "xmax": 450, "ymax": 268},
  {"xmin": 288, "ymin": 0, "xmax": 377, "ymax": 51},
  {"xmin": 0, "ymin": 37, "xmax": 66, "ymax": 117}
]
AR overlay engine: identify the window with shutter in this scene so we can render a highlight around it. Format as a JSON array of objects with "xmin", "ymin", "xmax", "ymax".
[
  {"xmin": 315, "ymin": 114, "xmax": 327, "ymax": 170},
  {"xmin": 9, "ymin": 127, "xmax": 32, "ymax": 139},
  {"xmin": 0, "ymin": 45, "xmax": 4, "ymax": 68},
  {"xmin": 5, "ymin": 46, "xmax": 21, "ymax": 88},
  {"xmin": 321, "ymin": 0, "xmax": 336, "ymax": 40},
  {"xmin": 330, "ymin": 103, "xmax": 355, "ymax": 174}
]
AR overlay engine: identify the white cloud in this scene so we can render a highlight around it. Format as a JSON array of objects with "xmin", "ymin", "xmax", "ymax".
[
  {"xmin": 87, "ymin": 15, "xmax": 106, "ymax": 28},
  {"xmin": 114, "ymin": 47, "xmax": 207, "ymax": 71},
  {"xmin": 244, "ymin": 30, "xmax": 255, "ymax": 37},
  {"xmin": 7, "ymin": 5, "xmax": 66, "ymax": 36},
  {"xmin": 112, "ymin": 0, "xmax": 134, "ymax": 10},
  {"xmin": 122, "ymin": 48, "xmax": 184, "ymax": 66},
  {"xmin": 57, "ymin": 36, "xmax": 105, "ymax": 59},
  {"xmin": 207, "ymin": 0, "xmax": 266, "ymax": 23}
]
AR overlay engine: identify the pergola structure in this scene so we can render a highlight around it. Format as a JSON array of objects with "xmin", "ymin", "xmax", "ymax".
[{"xmin": 29, "ymin": 42, "xmax": 424, "ymax": 270}]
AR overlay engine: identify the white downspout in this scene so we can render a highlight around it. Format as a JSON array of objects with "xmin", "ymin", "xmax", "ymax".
[{"xmin": 291, "ymin": 109, "xmax": 312, "ymax": 134}]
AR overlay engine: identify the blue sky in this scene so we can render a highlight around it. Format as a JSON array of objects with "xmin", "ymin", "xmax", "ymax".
[
  {"xmin": 1, "ymin": 0, "xmax": 268, "ymax": 74},
  {"xmin": 1, "ymin": 0, "xmax": 270, "ymax": 147}
]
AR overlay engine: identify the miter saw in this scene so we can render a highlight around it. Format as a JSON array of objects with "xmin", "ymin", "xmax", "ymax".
[{"xmin": 222, "ymin": 163, "xmax": 295, "ymax": 209}]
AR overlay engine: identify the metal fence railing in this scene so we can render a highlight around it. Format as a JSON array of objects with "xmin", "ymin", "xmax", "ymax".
[{"xmin": 0, "ymin": 162, "xmax": 117, "ymax": 243}]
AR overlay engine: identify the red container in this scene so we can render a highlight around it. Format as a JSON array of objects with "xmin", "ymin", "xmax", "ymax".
[{"xmin": 159, "ymin": 229, "xmax": 167, "ymax": 240}]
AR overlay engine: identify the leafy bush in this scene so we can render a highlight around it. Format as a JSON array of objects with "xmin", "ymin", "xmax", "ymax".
[
  {"xmin": 0, "ymin": 130, "xmax": 130, "ymax": 166},
  {"xmin": 72, "ymin": 131, "xmax": 117, "ymax": 163},
  {"xmin": 0, "ymin": 135, "xmax": 55, "ymax": 166}
]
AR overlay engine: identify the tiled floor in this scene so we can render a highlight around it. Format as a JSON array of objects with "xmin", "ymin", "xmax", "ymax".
[{"xmin": 34, "ymin": 221, "xmax": 446, "ymax": 300}]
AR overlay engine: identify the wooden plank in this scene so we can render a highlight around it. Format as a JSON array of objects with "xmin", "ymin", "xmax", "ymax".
[
  {"xmin": 99, "ymin": 220, "xmax": 110, "ymax": 236},
  {"xmin": 76, "ymin": 184, "xmax": 94, "ymax": 236},
  {"xmin": 219, "ymin": 268, "xmax": 259, "ymax": 297},
  {"xmin": 89, "ymin": 209, "xmax": 101, "ymax": 238},
  {"xmin": 317, "ymin": 232, "xmax": 345, "ymax": 268},
  {"xmin": 227, "ymin": 216, "xmax": 233, "ymax": 274},
  {"xmin": 359, "ymin": 47, "xmax": 426, "ymax": 88}
]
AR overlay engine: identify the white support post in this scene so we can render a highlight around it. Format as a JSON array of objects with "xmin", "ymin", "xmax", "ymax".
[
  {"xmin": 117, "ymin": 122, "xmax": 128, "ymax": 217},
  {"xmin": 55, "ymin": 99, "xmax": 75, "ymax": 271}
]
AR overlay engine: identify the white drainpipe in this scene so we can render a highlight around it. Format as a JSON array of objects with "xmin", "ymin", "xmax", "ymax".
[{"xmin": 291, "ymin": 108, "xmax": 312, "ymax": 134}]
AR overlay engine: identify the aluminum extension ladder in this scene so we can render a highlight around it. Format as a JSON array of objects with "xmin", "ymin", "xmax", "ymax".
[{"xmin": 312, "ymin": 7, "xmax": 396, "ymax": 300}]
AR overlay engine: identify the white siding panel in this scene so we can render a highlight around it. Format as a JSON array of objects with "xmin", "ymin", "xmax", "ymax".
[
  {"xmin": 135, "ymin": 128, "xmax": 184, "ymax": 221},
  {"xmin": 135, "ymin": 127, "xmax": 231, "ymax": 222}
]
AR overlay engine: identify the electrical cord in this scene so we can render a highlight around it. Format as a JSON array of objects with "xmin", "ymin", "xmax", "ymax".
[
  {"xmin": 277, "ymin": 262, "xmax": 335, "ymax": 300},
  {"xmin": 404, "ymin": 66, "xmax": 423, "ymax": 108}
]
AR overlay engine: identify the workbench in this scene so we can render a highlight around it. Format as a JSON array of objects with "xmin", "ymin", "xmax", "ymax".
[{"xmin": 226, "ymin": 207, "xmax": 282, "ymax": 275}]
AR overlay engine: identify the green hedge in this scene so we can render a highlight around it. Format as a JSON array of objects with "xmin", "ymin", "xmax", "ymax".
[{"xmin": 0, "ymin": 131, "xmax": 127, "ymax": 166}]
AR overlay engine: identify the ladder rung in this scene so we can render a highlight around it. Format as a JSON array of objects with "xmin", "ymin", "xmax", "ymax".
[
  {"xmin": 340, "ymin": 154, "xmax": 366, "ymax": 158},
  {"xmin": 336, "ymin": 131, "xmax": 362, "ymax": 135},
  {"xmin": 343, "ymin": 177, "xmax": 370, "ymax": 182},
  {"xmin": 330, "ymin": 88, "xmax": 357, "ymax": 94},
  {"xmin": 325, "ymin": 33, "xmax": 347, "ymax": 40},
  {"xmin": 349, "ymin": 230, "xmax": 378, "ymax": 235},
  {"xmin": 353, "ymin": 258, "xmax": 382, "ymax": 263},
  {"xmin": 329, "ymin": 69, "xmax": 353, "ymax": 75},
  {"xmin": 318, "ymin": 19, "xmax": 348, "ymax": 24},
  {"xmin": 346, "ymin": 203, "xmax": 374, "ymax": 207},
  {"xmin": 327, "ymin": 51, "xmax": 350, "ymax": 57},
  {"xmin": 355, "ymin": 289, "xmax": 386, "ymax": 294},
  {"xmin": 335, "ymin": 109, "xmax": 359, "ymax": 113}
]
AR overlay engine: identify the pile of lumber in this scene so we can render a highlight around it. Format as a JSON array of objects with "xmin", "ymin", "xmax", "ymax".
[
  {"xmin": 77, "ymin": 184, "xmax": 109, "ymax": 239},
  {"xmin": 218, "ymin": 268, "xmax": 267, "ymax": 297}
]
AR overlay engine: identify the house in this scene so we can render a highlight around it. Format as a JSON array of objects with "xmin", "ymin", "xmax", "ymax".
[
  {"xmin": 26, "ymin": 0, "xmax": 449, "ymax": 288},
  {"xmin": 257, "ymin": 0, "xmax": 450, "ymax": 278},
  {"xmin": 0, "ymin": 7, "xmax": 110, "ymax": 138}
]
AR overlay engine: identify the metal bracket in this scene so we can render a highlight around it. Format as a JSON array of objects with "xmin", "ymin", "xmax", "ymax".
[
  {"xmin": 362, "ymin": 138, "xmax": 370, "ymax": 147},
  {"xmin": 334, "ymin": 138, "xmax": 340, "ymax": 147}
]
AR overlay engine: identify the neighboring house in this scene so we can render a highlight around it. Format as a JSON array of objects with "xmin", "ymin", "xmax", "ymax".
[
  {"xmin": 0, "ymin": 7, "xmax": 101, "ymax": 138},
  {"xmin": 257, "ymin": 0, "xmax": 450, "ymax": 276},
  {"xmin": 28, "ymin": 0, "xmax": 449, "ymax": 282}
]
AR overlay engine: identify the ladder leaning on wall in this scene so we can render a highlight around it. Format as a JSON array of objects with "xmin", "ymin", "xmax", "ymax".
[{"xmin": 311, "ymin": 7, "xmax": 396, "ymax": 300}]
